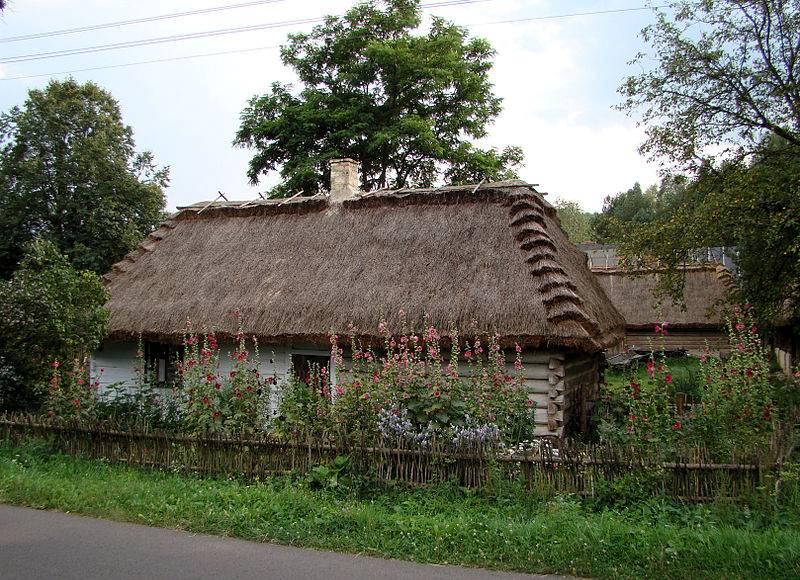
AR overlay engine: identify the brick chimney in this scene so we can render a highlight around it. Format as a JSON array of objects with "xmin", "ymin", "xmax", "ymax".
[{"xmin": 329, "ymin": 158, "xmax": 359, "ymax": 202}]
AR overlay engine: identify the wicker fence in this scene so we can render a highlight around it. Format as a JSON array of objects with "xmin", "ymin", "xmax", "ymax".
[{"xmin": 0, "ymin": 416, "xmax": 776, "ymax": 500}]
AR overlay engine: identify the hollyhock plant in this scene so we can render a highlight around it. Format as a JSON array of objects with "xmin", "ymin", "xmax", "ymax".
[
  {"xmin": 45, "ymin": 358, "xmax": 97, "ymax": 420},
  {"xmin": 597, "ymin": 305, "xmax": 776, "ymax": 459},
  {"xmin": 278, "ymin": 314, "xmax": 536, "ymax": 445},
  {"xmin": 178, "ymin": 314, "xmax": 269, "ymax": 436}
]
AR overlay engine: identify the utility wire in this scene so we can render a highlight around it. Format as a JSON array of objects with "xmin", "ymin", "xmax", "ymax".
[
  {"xmin": 0, "ymin": 4, "xmax": 666, "ymax": 81},
  {"xmin": 472, "ymin": 5, "xmax": 668, "ymax": 26},
  {"xmin": 0, "ymin": 0, "xmax": 497, "ymax": 65},
  {"xmin": 0, "ymin": 45, "xmax": 282, "ymax": 81},
  {"xmin": 0, "ymin": 0, "xmax": 293, "ymax": 43}
]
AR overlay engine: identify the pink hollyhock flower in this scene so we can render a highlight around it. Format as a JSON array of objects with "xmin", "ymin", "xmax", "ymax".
[
  {"xmin": 672, "ymin": 420, "xmax": 681, "ymax": 430},
  {"xmin": 736, "ymin": 322, "xmax": 745, "ymax": 331},
  {"xmin": 52, "ymin": 360, "xmax": 60, "ymax": 369},
  {"xmin": 363, "ymin": 392, "xmax": 370, "ymax": 400},
  {"xmin": 737, "ymin": 343, "xmax": 745, "ymax": 352},
  {"xmin": 646, "ymin": 361, "xmax": 655, "ymax": 378},
  {"xmin": 515, "ymin": 343, "xmax": 522, "ymax": 353},
  {"xmin": 664, "ymin": 374, "xmax": 673, "ymax": 384}
]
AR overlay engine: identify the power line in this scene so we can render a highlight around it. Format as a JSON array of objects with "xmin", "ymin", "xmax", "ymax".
[
  {"xmin": 0, "ymin": 3, "xmax": 666, "ymax": 81},
  {"xmin": 472, "ymin": 4, "xmax": 667, "ymax": 26},
  {"xmin": 0, "ymin": 0, "xmax": 496, "ymax": 65},
  {"xmin": 0, "ymin": 0, "xmax": 293, "ymax": 43},
  {"xmin": 0, "ymin": 45, "xmax": 282, "ymax": 81}
]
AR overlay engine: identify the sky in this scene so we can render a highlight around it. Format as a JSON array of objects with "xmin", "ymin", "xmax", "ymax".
[{"xmin": 0, "ymin": 0, "xmax": 664, "ymax": 212}]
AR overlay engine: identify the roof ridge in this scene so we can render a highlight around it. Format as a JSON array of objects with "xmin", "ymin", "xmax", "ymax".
[
  {"xmin": 102, "ymin": 219, "xmax": 177, "ymax": 286},
  {"xmin": 507, "ymin": 194, "xmax": 601, "ymax": 345}
]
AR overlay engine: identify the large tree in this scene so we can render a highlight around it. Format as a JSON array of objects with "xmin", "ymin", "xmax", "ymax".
[
  {"xmin": 553, "ymin": 199, "xmax": 595, "ymax": 243},
  {"xmin": 617, "ymin": 1, "xmax": 800, "ymax": 324},
  {"xmin": 619, "ymin": 0, "xmax": 800, "ymax": 169},
  {"xmin": 235, "ymin": 0, "xmax": 522, "ymax": 196},
  {"xmin": 0, "ymin": 78, "xmax": 168, "ymax": 277}
]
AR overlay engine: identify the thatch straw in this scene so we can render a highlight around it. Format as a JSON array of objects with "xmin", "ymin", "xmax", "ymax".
[
  {"xmin": 592, "ymin": 265, "xmax": 733, "ymax": 329},
  {"xmin": 103, "ymin": 184, "xmax": 624, "ymax": 351}
]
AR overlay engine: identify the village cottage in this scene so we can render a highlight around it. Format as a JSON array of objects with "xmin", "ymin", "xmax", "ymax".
[
  {"xmin": 579, "ymin": 243, "xmax": 735, "ymax": 355},
  {"xmin": 92, "ymin": 159, "xmax": 624, "ymax": 436}
]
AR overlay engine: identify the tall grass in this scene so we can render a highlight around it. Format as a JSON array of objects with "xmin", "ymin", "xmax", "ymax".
[{"xmin": 1, "ymin": 441, "xmax": 798, "ymax": 579}]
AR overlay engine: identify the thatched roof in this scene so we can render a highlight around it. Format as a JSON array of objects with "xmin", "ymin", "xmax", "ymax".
[
  {"xmin": 103, "ymin": 182, "xmax": 624, "ymax": 352},
  {"xmin": 592, "ymin": 265, "xmax": 734, "ymax": 330}
]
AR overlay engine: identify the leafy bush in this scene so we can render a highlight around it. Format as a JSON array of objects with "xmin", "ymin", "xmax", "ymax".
[
  {"xmin": 176, "ymin": 317, "xmax": 271, "ymax": 436},
  {"xmin": 276, "ymin": 317, "xmax": 536, "ymax": 446},
  {"xmin": 44, "ymin": 359, "xmax": 98, "ymax": 420},
  {"xmin": 596, "ymin": 305, "xmax": 778, "ymax": 459},
  {"xmin": 0, "ymin": 239, "xmax": 107, "ymax": 411}
]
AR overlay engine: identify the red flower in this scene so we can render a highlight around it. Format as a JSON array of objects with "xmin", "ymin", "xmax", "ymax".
[
  {"xmin": 737, "ymin": 343, "xmax": 745, "ymax": 352},
  {"xmin": 746, "ymin": 368, "xmax": 754, "ymax": 378},
  {"xmin": 646, "ymin": 360, "xmax": 655, "ymax": 378},
  {"xmin": 664, "ymin": 374, "xmax": 673, "ymax": 384},
  {"xmin": 515, "ymin": 343, "xmax": 522, "ymax": 353},
  {"xmin": 213, "ymin": 411, "xmax": 221, "ymax": 418},
  {"xmin": 672, "ymin": 420, "xmax": 681, "ymax": 430},
  {"xmin": 433, "ymin": 391, "xmax": 440, "ymax": 398},
  {"xmin": 735, "ymin": 322, "xmax": 745, "ymax": 332},
  {"xmin": 464, "ymin": 350, "xmax": 473, "ymax": 358},
  {"xmin": 52, "ymin": 360, "xmax": 60, "ymax": 369}
]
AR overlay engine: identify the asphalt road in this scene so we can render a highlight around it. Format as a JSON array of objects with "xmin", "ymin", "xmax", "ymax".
[{"xmin": 0, "ymin": 504, "xmax": 569, "ymax": 580}]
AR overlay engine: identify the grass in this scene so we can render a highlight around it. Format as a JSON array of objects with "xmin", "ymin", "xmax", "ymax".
[
  {"xmin": 605, "ymin": 357, "xmax": 703, "ymax": 399},
  {"xmin": 1, "ymin": 440, "xmax": 799, "ymax": 579}
]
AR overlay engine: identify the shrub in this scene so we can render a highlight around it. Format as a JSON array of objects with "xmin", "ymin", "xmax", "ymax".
[
  {"xmin": 0, "ymin": 239, "xmax": 107, "ymax": 411},
  {"xmin": 276, "ymin": 316, "xmax": 537, "ymax": 446},
  {"xmin": 177, "ymin": 317, "xmax": 271, "ymax": 436},
  {"xmin": 44, "ymin": 359, "xmax": 98, "ymax": 421},
  {"xmin": 596, "ymin": 305, "xmax": 777, "ymax": 459}
]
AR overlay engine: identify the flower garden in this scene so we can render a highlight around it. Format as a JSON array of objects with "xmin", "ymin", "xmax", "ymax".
[{"xmin": 0, "ymin": 305, "xmax": 790, "ymax": 499}]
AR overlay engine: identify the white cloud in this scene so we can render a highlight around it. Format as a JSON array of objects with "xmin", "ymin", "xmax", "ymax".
[{"xmin": 0, "ymin": 0, "xmax": 663, "ymax": 212}]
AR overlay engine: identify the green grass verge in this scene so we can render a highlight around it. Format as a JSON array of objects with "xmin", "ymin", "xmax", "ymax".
[{"xmin": 1, "ymin": 440, "xmax": 799, "ymax": 579}]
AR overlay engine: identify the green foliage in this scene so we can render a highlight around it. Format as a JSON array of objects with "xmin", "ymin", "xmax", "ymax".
[
  {"xmin": 177, "ymin": 319, "xmax": 270, "ymax": 436},
  {"xmin": 0, "ymin": 78, "xmax": 168, "ymax": 276},
  {"xmin": 618, "ymin": 1, "xmax": 800, "ymax": 169},
  {"xmin": 0, "ymin": 239, "xmax": 108, "ymax": 411},
  {"xmin": 553, "ymin": 199, "xmax": 595, "ymax": 243},
  {"xmin": 2, "ymin": 441, "xmax": 800, "ymax": 579},
  {"xmin": 306, "ymin": 455, "xmax": 353, "ymax": 490},
  {"xmin": 597, "ymin": 308, "xmax": 778, "ymax": 459},
  {"xmin": 618, "ymin": 140, "xmax": 800, "ymax": 323},
  {"xmin": 276, "ymin": 319, "xmax": 536, "ymax": 446},
  {"xmin": 616, "ymin": 1, "xmax": 800, "ymax": 324},
  {"xmin": 235, "ymin": 0, "xmax": 521, "ymax": 196},
  {"xmin": 590, "ymin": 178, "xmax": 685, "ymax": 243}
]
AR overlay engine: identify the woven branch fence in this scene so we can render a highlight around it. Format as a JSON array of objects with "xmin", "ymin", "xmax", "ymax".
[{"xmin": 0, "ymin": 416, "xmax": 776, "ymax": 500}]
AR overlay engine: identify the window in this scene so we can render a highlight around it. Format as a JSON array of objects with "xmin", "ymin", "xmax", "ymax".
[
  {"xmin": 144, "ymin": 341, "xmax": 183, "ymax": 387},
  {"xmin": 290, "ymin": 353, "xmax": 330, "ymax": 386}
]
